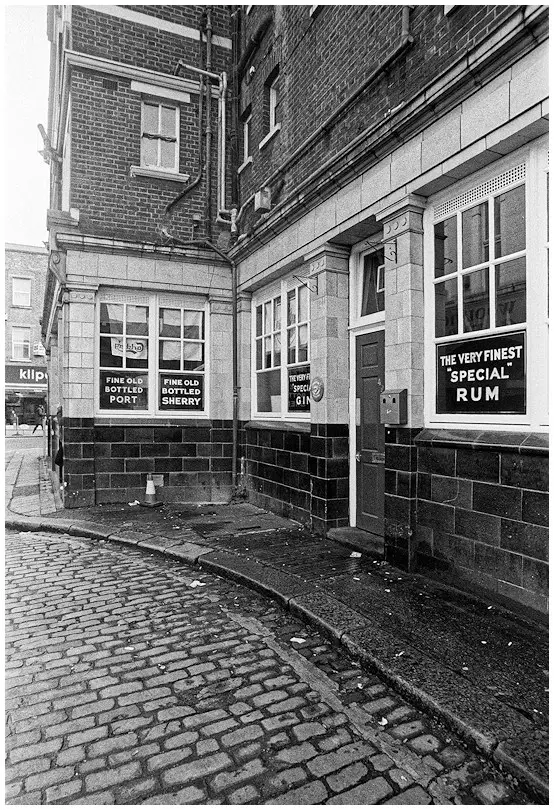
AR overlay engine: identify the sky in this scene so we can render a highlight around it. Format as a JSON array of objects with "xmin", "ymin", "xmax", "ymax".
[{"xmin": 4, "ymin": 4, "xmax": 50, "ymax": 248}]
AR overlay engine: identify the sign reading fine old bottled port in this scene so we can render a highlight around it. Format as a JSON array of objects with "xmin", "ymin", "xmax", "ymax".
[
  {"xmin": 436, "ymin": 331, "xmax": 525, "ymax": 414},
  {"xmin": 288, "ymin": 365, "xmax": 310, "ymax": 412},
  {"xmin": 100, "ymin": 371, "xmax": 148, "ymax": 410},
  {"xmin": 159, "ymin": 373, "xmax": 204, "ymax": 411}
]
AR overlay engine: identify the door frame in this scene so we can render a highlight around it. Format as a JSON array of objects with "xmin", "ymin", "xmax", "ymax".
[{"xmin": 348, "ymin": 238, "xmax": 385, "ymax": 528}]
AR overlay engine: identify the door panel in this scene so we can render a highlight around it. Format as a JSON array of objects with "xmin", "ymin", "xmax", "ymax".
[{"xmin": 356, "ymin": 331, "xmax": 385, "ymax": 535}]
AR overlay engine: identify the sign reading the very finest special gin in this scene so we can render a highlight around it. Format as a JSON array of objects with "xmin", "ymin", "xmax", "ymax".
[{"xmin": 436, "ymin": 332, "xmax": 525, "ymax": 414}]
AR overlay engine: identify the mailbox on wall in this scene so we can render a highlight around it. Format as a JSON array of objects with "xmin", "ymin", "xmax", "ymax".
[{"xmin": 380, "ymin": 389, "xmax": 407, "ymax": 425}]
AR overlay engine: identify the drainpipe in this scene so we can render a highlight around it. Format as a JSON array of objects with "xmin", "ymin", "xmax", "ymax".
[
  {"xmin": 205, "ymin": 8, "xmax": 213, "ymax": 240},
  {"xmin": 164, "ymin": 73, "xmax": 204, "ymax": 217},
  {"xmin": 229, "ymin": 7, "xmax": 241, "ymax": 208},
  {"xmin": 159, "ymin": 233, "xmax": 239, "ymax": 495}
]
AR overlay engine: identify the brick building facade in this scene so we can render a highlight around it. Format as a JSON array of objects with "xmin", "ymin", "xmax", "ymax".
[
  {"xmin": 43, "ymin": 5, "xmax": 548, "ymax": 619},
  {"xmin": 5, "ymin": 244, "xmax": 48, "ymax": 425}
]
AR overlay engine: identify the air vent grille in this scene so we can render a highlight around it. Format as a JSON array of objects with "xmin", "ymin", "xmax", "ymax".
[{"xmin": 434, "ymin": 164, "xmax": 526, "ymax": 220}]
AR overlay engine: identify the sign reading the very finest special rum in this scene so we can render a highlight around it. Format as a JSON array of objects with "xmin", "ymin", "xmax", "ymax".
[{"xmin": 436, "ymin": 331, "xmax": 525, "ymax": 414}]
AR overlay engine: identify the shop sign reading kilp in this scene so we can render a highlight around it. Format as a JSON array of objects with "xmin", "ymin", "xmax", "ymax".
[
  {"xmin": 159, "ymin": 373, "xmax": 204, "ymax": 411},
  {"xmin": 436, "ymin": 331, "xmax": 525, "ymax": 414},
  {"xmin": 100, "ymin": 371, "xmax": 148, "ymax": 410},
  {"xmin": 288, "ymin": 365, "xmax": 310, "ymax": 412}
]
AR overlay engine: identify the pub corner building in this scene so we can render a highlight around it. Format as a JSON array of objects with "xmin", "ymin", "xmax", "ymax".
[{"xmin": 41, "ymin": 5, "xmax": 549, "ymax": 619}]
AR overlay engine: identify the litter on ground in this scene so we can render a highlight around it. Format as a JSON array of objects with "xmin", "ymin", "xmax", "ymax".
[
  {"xmin": 290, "ymin": 637, "xmax": 306, "ymax": 644},
  {"xmin": 188, "ymin": 580, "xmax": 206, "ymax": 588},
  {"xmin": 350, "ymin": 551, "xmax": 362, "ymax": 558}
]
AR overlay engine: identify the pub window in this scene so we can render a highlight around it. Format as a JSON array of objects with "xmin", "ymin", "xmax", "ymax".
[
  {"xmin": 360, "ymin": 249, "xmax": 385, "ymax": 316},
  {"xmin": 427, "ymin": 143, "xmax": 549, "ymax": 428},
  {"xmin": 253, "ymin": 280, "xmax": 310, "ymax": 418},
  {"xmin": 98, "ymin": 296, "xmax": 207, "ymax": 415}
]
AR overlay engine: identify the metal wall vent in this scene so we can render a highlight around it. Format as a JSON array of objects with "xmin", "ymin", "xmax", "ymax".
[{"xmin": 434, "ymin": 164, "xmax": 526, "ymax": 220}]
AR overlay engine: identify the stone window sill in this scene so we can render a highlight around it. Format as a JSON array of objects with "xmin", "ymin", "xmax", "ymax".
[
  {"xmin": 415, "ymin": 428, "xmax": 548, "ymax": 455},
  {"xmin": 258, "ymin": 124, "xmax": 281, "ymax": 151},
  {"xmin": 130, "ymin": 166, "xmax": 191, "ymax": 183},
  {"xmin": 246, "ymin": 419, "xmax": 311, "ymax": 433},
  {"xmin": 238, "ymin": 156, "xmax": 253, "ymax": 174}
]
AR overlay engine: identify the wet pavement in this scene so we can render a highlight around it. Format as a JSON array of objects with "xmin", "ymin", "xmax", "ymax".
[{"xmin": 5, "ymin": 439, "xmax": 549, "ymax": 802}]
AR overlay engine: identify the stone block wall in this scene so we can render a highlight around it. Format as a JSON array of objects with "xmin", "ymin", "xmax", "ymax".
[{"xmin": 310, "ymin": 424, "xmax": 349, "ymax": 534}]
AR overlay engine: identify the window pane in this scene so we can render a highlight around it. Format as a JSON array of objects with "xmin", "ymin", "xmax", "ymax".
[
  {"xmin": 298, "ymin": 324, "xmax": 308, "ymax": 362},
  {"xmin": 160, "ymin": 106, "xmax": 176, "ymax": 137},
  {"xmin": 435, "ymin": 278, "xmax": 458, "ymax": 337},
  {"xmin": 274, "ymin": 299, "xmax": 281, "ymax": 331},
  {"xmin": 496, "ymin": 258, "xmax": 526, "ymax": 326},
  {"xmin": 127, "ymin": 305, "xmax": 149, "ymax": 335},
  {"xmin": 100, "ymin": 335, "xmax": 123, "ymax": 367},
  {"xmin": 298, "ymin": 285, "xmax": 308, "ymax": 322},
  {"xmin": 100, "ymin": 303, "xmax": 123, "ymax": 334},
  {"xmin": 463, "ymin": 269, "xmax": 489, "ymax": 332},
  {"xmin": 143, "ymin": 103, "xmax": 158, "ymax": 134},
  {"xmin": 274, "ymin": 333, "xmax": 281, "ymax": 366},
  {"xmin": 434, "ymin": 217, "xmax": 457, "ymax": 277},
  {"xmin": 264, "ymin": 336, "xmax": 272, "ymax": 368},
  {"xmin": 288, "ymin": 328, "xmax": 296, "ymax": 364},
  {"xmin": 183, "ymin": 343, "xmax": 204, "ymax": 371},
  {"xmin": 142, "ymin": 137, "xmax": 157, "ymax": 167},
  {"xmin": 184, "ymin": 310, "xmax": 203, "ymax": 340},
  {"xmin": 256, "ymin": 338, "xmax": 262, "ymax": 370},
  {"xmin": 361, "ymin": 252, "xmax": 385, "ymax": 315},
  {"xmin": 159, "ymin": 308, "xmax": 181, "ymax": 337},
  {"xmin": 462, "ymin": 202, "xmax": 489, "ymax": 268},
  {"xmin": 494, "ymin": 185, "xmax": 525, "ymax": 258},
  {"xmin": 256, "ymin": 305, "xmax": 262, "ymax": 336},
  {"xmin": 13, "ymin": 278, "xmax": 31, "ymax": 306},
  {"xmin": 159, "ymin": 340, "xmax": 181, "ymax": 370},
  {"xmin": 126, "ymin": 338, "xmax": 149, "ymax": 368},
  {"xmin": 257, "ymin": 369, "xmax": 281, "ymax": 412},
  {"xmin": 264, "ymin": 301, "xmax": 271, "ymax": 334},
  {"xmin": 160, "ymin": 140, "xmax": 176, "ymax": 169},
  {"xmin": 287, "ymin": 290, "xmax": 296, "ymax": 325}
]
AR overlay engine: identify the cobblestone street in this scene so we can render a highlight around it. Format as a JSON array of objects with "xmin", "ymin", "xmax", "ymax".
[{"xmin": 6, "ymin": 530, "xmax": 532, "ymax": 805}]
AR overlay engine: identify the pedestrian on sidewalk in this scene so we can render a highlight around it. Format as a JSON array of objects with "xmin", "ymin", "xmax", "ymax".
[{"xmin": 32, "ymin": 404, "xmax": 46, "ymax": 434}]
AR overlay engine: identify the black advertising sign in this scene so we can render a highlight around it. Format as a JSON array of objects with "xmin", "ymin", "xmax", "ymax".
[
  {"xmin": 288, "ymin": 365, "xmax": 310, "ymax": 412},
  {"xmin": 99, "ymin": 371, "xmax": 148, "ymax": 410},
  {"xmin": 436, "ymin": 331, "xmax": 525, "ymax": 414},
  {"xmin": 159, "ymin": 373, "xmax": 204, "ymax": 411}
]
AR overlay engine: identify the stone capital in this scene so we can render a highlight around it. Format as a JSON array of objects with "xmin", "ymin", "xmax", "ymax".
[
  {"xmin": 376, "ymin": 194, "xmax": 427, "ymax": 238},
  {"xmin": 303, "ymin": 242, "xmax": 350, "ymax": 277},
  {"xmin": 63, "ymin": 284, "xmax": 98, "ymax": 304}
]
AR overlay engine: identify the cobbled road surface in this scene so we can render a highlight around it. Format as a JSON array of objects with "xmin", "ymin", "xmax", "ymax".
[{"xmin": 6, "ymin": 531, "xmax": 532, "ymax": 805}]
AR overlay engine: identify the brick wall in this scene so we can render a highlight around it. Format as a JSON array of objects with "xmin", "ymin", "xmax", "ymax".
[{"xmin": 238, "ymin": 5, "xmax": 517, "ymax": 227}]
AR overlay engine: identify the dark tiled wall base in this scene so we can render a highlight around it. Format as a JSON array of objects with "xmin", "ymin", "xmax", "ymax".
[
  {"xmin": 61, "ymin": 418, "xmax": 95, "ymax": 508},
  {"xmin": 61, "ymin": 419, "xmax": 233, "ymax": 506},
  {"xmin": 244, "ymin": 423, "xmax": 349, "ymax": 532},
  {"xmin": 245, "ymin": 424, "xmax": 311, "ymax": 527},
  {"xmin": 414, "ymin": 431, "xmax": 549, "ymax": 618},
  {"xmin": 384, "ymin": 427, "xmax": 421, "ymax": 569}
]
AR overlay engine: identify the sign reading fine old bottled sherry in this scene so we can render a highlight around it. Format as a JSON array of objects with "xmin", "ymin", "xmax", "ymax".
[
  {"xmin": 159, "ymin": 373, "xmax": 204, "ymax": 411},
  {"xmin": 436, "ymin": 331, "xmax": 525, "ymax": 414}
]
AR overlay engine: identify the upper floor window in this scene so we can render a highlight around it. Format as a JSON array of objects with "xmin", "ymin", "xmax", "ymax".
[
  {"xmin": 260, "ymin": 68, "xmax": 281, "ymax": 149},
  {"xmin": 243, "ymin": 112, "xmax": 252, "ymax": 163},
  {"xmin": 141, "ymin": 101, "xmax": 179, "ymax": 173},
  {"xmin": 361, "ymin": 250, "xmax": 385, "ymax": 317},
  {"xmin": 12, "ymin": 327, "xmax": 31, "ymax": 361},
  {"xmin": 253, "ymin": 279, "xmax": 310, "ymax": 417},
  {"xmin": 268, "ymin": 73, "xmax": 279, "ymax": 132},
  {"xmin": 12, "ymin": 277, "xmax": 31, "ymax": 308}
]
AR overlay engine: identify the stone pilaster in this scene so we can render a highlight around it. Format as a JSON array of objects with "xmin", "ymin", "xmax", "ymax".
[
  {"xmin": 376, "ymin": 195, "xmax": 426, "ymax": 569},
  {"xmin": 305, "ymin": 243, "xmax": 350, "ymax": 533},
  {"xmin": 208, "ymin": 293, "xmax": 233, "ymax": 421},
  {"xmin": 237, "ymin": 291, "xmax": 252, "ymax": 422}
]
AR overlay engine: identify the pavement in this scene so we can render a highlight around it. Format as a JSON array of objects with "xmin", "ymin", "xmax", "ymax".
[{"xmin": 5, "ymin": 439, "xmax": 549, "ymax": 802}]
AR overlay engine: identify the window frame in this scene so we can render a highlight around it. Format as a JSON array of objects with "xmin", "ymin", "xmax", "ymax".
[
  {"xmin": 140, "ymin": 99, "xmax": 180, "ymax": 174},
  {"xmin": 251, "ymin": 276, "xmax": 311, "ymax": 421},
  {"xmin": 11, "ymin": 326, "xmax": 32, "ymax": 361},
  {"xmin": 12, "ymin": 277, "xmax": 32, "ymax": 308},
  {"xmin": 349, "ymin": 241, "xmax": 386, "ymax": 331},
  {"xmin": 95, "ymin": 292, "xmax": 210, "ymax": 418},
  {"xmin": 423, "ymin": 139, "xmax": 549, "ymax": 431}
]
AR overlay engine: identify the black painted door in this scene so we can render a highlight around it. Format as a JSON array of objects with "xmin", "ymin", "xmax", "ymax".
[{"xmin": 355, "ymin": 331, "xmax": 385, "ymax": 535}]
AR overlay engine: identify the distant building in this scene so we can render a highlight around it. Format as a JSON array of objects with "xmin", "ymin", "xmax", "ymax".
[
  {"xmin": 5, "ymin": 244, "xmax": 48, "ymax": 426},
  {"xmin": 43, "ymin": 5, "xmax": 548, "ymax": 618}
]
